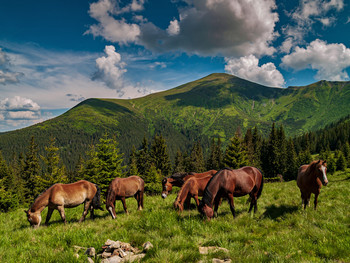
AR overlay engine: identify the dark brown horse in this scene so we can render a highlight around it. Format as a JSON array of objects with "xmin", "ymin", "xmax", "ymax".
[
  {"xmin": 297, "ymin": 160, "xmax": 328, "ymax": 210},
  {"xmin": 198, "ymin": 167, "xmax": 264, "ymax": 220},
  {"xmin": 173, "ymin": 175, "xmax": 213, "ymax": 213},
  {"xmin": 161, "ymin": 170, "xmax": 217, "ymax": 199},
  {"xmin": 106, "ymin": 175, "xmax": 144, "ymax": 219},
  {"xmin": 24, "ymin": 180, "xmax": 102, "ymax": 228}
]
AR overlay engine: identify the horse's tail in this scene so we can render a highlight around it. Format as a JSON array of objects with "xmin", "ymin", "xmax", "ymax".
[
  {"xmin": 256, "ymin": 169, "xmax": 264, "ymax": 200},
  {"xmin": 93, "ymin": 184, "xmax": 103, "ymax": 211}
]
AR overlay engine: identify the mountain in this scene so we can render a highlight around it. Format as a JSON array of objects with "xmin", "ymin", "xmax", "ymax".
[{"xmin": 1, "ymin": 73, "xmax": 350, "ymax": 168}]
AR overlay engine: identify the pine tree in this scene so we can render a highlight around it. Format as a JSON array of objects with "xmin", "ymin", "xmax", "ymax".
[
  {"xmin": 0, "ymin": 151, "xmax": 18, "ymax": 211},
  {"xmin": 82, "ymin": 134, "xmax": 125, "ymax": 198},
  {"xmin": 22, "ymin": 136, "xmax": 41, "ymax": 203},
  {"xmin": 251, "ymin": 126, "xmax": 262, "ymax": 168},
  {"xmin": 173, "ymin": 149, "xmax": 185, "ymax": 173},
  {"xmin": 137, "ymin": 136, "xmax": 151, "ymax": 176},
  {"xmin": 336, "ymin": 151, "xmax": 347, "ymax": 171},
  {"xmin": 37, "ymin": 138, "xmax": 67, "ymax": 193},
  {"xmin": 189, "ymin": 141, "xmax": 206, "ymax": 172},
  {"xmin": 341, "ymin": 142, "xmax": 350, "ymax": 166},
  {"xmin": 206, "ymin": 138, "xmax": 223, "ymax": 171},
  {"xmin": 128, "ymin": 145, "xmax": 139, "ymax": 176},
  {"xmin": 149, "ymin": 134, "xmax": 172, "ymax": 176},
  {"xmin": 284, "ymin": 139, "xmax": 298, "ymax": 181},
  {"xmin": 261, "ymin": 123, "xmax": 279, "ymax": 178},
  {"xmin": 223, "ymin": 132, "xmax": 248, "ymax": 169}
]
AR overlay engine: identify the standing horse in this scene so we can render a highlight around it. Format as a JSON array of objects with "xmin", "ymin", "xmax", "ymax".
[
  {"xmin": 173, "ymin": 175, "xmax": 213, "ymax": 213},
  {"xmin": 106, "ymin": 175, "xmax": 144, "ymax": 219},
  {"xmin": 24, "ymin": 180, "xmax": 102, "ymax": 228},
  {"xmin": 198, "ymin": 167, "xmax": 264, "ymax": 220},
  {"xmin": 161, "ymin": 170, "xmax": 217, "ymax": 199},
  {"xmin": 297, "ymin": 160, "xmax": 328, "ymax": 210}
]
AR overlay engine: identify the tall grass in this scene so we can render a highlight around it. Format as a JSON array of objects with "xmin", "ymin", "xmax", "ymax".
[{"xmin": 1, "ymin": 170, "xmax": 349, "ymax": 262}]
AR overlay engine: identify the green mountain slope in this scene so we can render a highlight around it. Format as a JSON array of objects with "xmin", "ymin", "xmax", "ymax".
[{"xmin": 1, "ymin": 73, "xmax": 350, "ymax": 168}]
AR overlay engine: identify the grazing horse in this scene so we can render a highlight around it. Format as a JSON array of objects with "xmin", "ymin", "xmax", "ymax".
[
  {"xmin": 106, "ymin": 175, "xmax": 144, "ymax": 219},
  {"xmin": 198, "ymin": 167, "xmax": 264, "ymax": 220},
  {"xmin": 173, "ymin": 175, "xmax": 213, "ymax": 213},
  {"xmin": 297, "ymin": 160, "xmax": 328, "ymax": 210},
  {"xmin": 161, "ymin": 170, "xmax": 217, "ymax": 199},
  {"xmin": 24, "ymin": 180, "xmax": 102, "ymax": 228}
]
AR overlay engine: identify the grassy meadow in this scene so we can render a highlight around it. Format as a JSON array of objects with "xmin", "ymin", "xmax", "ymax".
[{"xmin": 1, "ymin": 170, "xmax": 350, "ymax": 263}]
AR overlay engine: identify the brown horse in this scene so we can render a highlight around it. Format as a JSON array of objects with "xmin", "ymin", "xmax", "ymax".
[
  {"xmin": 24, "ymin": 180, "xmax": 102, "ymax": 228},
  {"xmin": 198, "ymin": 167, "xmax": 264, "ymax": 220},
  {"xmin": 173, "ymin": 175, "xmax": 213, "ymax": 213},
  {"xmin": 161, "ymin": 170, "xmax": 217, "ymax": 199},
  {"xmin": 297, "ymin": 160, "xmax": 328, "ymax": 210},
  {"xmin": 106, "ymin": 175, "xmax": 144, "ymax": 219}
]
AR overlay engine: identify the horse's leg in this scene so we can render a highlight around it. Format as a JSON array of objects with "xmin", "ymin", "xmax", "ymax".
[
  {"xmin": 90, "ymin": 206, "xmax": 95, "ymax": 219},
  {"xmin": 121, "ymin": 197, "xmax": 128, "ymax": 214},
  {"xmin": 140, "ymin": 191, "xmax": 144, "ymax": 209},
  {"xmin": 45, "ymin": 207, "xmax": 54, "ymax": 226},
  {"xmin": 227, "ymin": 193, "xmax": 236, "ymax": 218},
  {"xmin": 135, "ymin": 192, "xmax": 142, "ymax": 211},
  {"xmin": 193, "ymin": 195, "xmax": 200, "ymax": 208},
  {"xmin": 213, "ymin": 196, "xmax": 221, "ymax": 218},
  {"xmin": 184, "ymin": 195, "xmax": 191, "ymax": 210},
  {"xmin": 57, "ymin": 205, "xmax": 67, "ymax": 224},
  {"xmin": 79, "ymin": 200, "xmax": 92, "ymax": 223}
]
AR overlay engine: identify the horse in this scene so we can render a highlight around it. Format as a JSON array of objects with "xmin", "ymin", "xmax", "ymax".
[
  {"xmin": 173, "ymin": 175, "xmax": 213, "ymax": 213},
  {"xmin": 198, "ymin": 167, "xmax": 264, "ymax": 220},
  {"xmin": 24, "ymin": 180, "xmax": 102, "ymax": 228},
  {"xmin": 106, "ymin": 175, "xmax": 144, "ymax": 219},
  {"xmin": 297, "ymin": 160, "xmax": 328, "ymax": 210},
  {"xmin": 161, "ymin": 170, "xmax": 217, "ymax": 199}
]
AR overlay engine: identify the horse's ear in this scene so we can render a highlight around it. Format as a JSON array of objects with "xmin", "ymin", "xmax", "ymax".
[
  {"xmin": 24, "ymin": 210, "xmax": 28, "ymax": 214},
  {"xmin": 323, "ymin": 160, "xmax": 327, "ymax": 164},
  {"xmin": 317, "ymin": 160, "xmax": 320, "ymax": 164}
]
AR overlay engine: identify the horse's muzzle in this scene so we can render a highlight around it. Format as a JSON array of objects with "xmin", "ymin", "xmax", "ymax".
[
  {"xmin": 161, "ymin": 193, "xmax": 167, "ymax": 199},
  {"xmin": 323, "ymin": 181, "xmax": 328, "ymax": 186}
]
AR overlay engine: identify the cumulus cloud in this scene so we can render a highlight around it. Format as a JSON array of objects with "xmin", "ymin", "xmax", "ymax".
[
  {"xmin": 93, "ymin": 45, "xmax": 127, "ymax": 91},
  {"xmin": 86, "ymin": 0, "xmax": 279, "ymax": 57},
  {"xmin": 0, "ymin": 96, "xmax": 40, "ymax": 111},
  {"xmin": 281, "ymin": 0, "xmax": 344, "ymax": 51},
  {"xmin": 0, "ymin": 48, "xmax": 23, "ymax": 85},
  {"xmin": 281, "ymin": 39, "xmax": 350, "ymax": 81},
  {"xmin": 85, "ymin": 0, "xmax": 141, "ymax": 44},
  {"xmin": 225, "ymin": 55, "xmax": 285, "ymax": 87}
]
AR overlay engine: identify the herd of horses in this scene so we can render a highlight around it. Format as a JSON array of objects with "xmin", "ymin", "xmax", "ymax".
[{"xmin": 25, "ymin": 160, "xmax": 328, "ymax": 228}]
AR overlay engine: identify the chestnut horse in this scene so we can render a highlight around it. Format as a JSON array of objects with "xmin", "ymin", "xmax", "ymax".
[
  {"xmin": 297, "ymin": 160, "xmax": 328, "ymax": 210},
  {"xmin": 173, "ymin": 175, "xmax": 213, "ymax": 213},
  {"xmin": 198, "ymin": 167, "xmax": 264, "ymax": 220},
  {"xmin": 161, "ymin": 170, "xmax": 217, "ymax": 199},
  {"xmin": 106, "ymin": 175, "xmax": 144, "ymax": 219},
  {"xmin": 24, "ymin": 180, "xmax": 102, "ymax": 228}
]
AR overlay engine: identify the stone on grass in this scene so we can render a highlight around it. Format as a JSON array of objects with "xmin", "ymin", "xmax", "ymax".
[
  {"xmin": 85, "ymin": 247, "xmax": 96, "ymax": 257},
  {"xmin": 142, "ymin": 241, "xmax": 153, "ymax": 252}
]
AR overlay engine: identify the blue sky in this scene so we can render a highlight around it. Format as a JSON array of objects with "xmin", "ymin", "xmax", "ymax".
[{"xmin": 0, "ymin": 0, "xmax": 349, "ymax": 132}]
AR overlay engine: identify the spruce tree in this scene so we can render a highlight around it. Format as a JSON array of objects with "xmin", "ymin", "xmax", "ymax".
[
  {"xmin": 82, "ymin": 134, "xmax": 125, "ymax": 198},
  {"xmin": 128, "ymin": 145, "xmax": 139, "ymax": 176},
  {"xmin": 341, "ymin": 142, "xmax": 350, "ymax": 166},
  {"xmin": 37, "ymin": 138, "xmax": 67, "ymax": 193},
  {"xmin": 206, "ymin": 138, "xmax": 223, "ymax": 171},
  {"xmin": 149, "ymin": 134, "xmax": 172, "ymax": 176},
  {"xmin": 137, "ymin": 136, "xmax": 151, "ymax": 176},
  {"xmin": 189, "ymin": 141, "xmax": 206, "ymax": 172},
  {"xmin": 223, "ymin": 132, "xmax": 248, "ymax": 169},
  {"xmin": 336, "ymin": 151, "xmax": 347, "ymax": 171},
  {"xmin": 22, "ymin": 136, "xmax": 41, "ymax": 202},
  {"xmin": 251, "ymin": 126, "xmax": 262, "ymax": 168},
  {"xmin": 261, "ymin": 123, "xmax": 279, "ymax": 178},
  {"xmin": 173, "ymin": 149, "xmax": 185, "ymax": 173},
  {"xmin": 284, "ymin": 139, "xmax": 298, "ymax": 181}
]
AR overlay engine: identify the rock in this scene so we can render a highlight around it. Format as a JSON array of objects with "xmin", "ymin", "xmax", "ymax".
[
  {"xmin": 102, "ymin": 251, "xmax": 112, "ymax": 258},
  {"xmin": 142, "ymin": 241, "xmax": 153, "ymax": 252},
  {"xmin": 212, "ymin": 259, "xmax": 231, "ymax": 263},
  {"xmin": 87, "ymin": 257, "xmax": 94, "ymax": 263},
  {"xmin": 85, "ymin": 247, "xmax": 96, "ymax": 257},
  {"xmin": 106, "ymin": 256, "xmax": 123, "ymax": 263},
  {"xmin": 105, "ymin": 239, "xmax": 115, "ymax": 246},
  {"xmin": 73, "ymin": 253, "xmax": 79, "ymax": 259},
  {"xmin": 110, "ymin": 241, "xmax": 121, "ymax": 249},
  {"xmin": 120, "ymin": 242, "xmax": 132, "ymax": 251},
  {"xmin": 121, "ymin": 253, "xmax": 146, "ymax": 262},
  {"xmin": 73, "ymin": 245, "xmax": 87, "ymax": 252},
  {"xmin": 117, "ymin": 248, "xmax": 127, "ymax": 258}
]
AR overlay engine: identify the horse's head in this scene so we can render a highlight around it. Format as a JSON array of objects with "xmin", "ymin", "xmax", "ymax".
[
  {"xmin": 198, "ymin": 200, "xmax": 214, "ymax": 221},
  {"xmin": 161, "ymin": 177, "xmax": 172, "ymax": 199},
  {"xmin": 24, "ymin": 210, "xmax": 41, "ymax": 228},
  {"xmin": 316, "ymin": 160, "xmax": 328, "ymax": 186}
]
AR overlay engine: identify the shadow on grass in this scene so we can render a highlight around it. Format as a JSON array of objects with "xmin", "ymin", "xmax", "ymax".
[
  {"xmin": 331, "ymin": 176, "xmax": 350, "ymax": 182},
  {"xmin": 262, "ymin": 204, "xmax": 299, "ymax": 220}
]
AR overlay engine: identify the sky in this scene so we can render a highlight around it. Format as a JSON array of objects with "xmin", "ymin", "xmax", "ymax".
[{"xmin": 0, "ymin": 0, "xmax": 349, "ymax": 132}]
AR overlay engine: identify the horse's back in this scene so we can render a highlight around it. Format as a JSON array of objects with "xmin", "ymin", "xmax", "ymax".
[
  {"xmin": 297, "ymin": 165, "xmax": 309, "ymax": 189},
  {"xmin": 110, "ymin": 176, "xmax": 144, "ymax": 197}
]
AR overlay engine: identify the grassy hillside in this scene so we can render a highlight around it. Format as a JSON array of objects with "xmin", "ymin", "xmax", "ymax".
[
  {"xmin": 0, "ymin": 73, "xmax": 350, "ymax": 168},
  {"xmin": 1, "ymin": 170, "xmax": 349, "ymax": 262}
]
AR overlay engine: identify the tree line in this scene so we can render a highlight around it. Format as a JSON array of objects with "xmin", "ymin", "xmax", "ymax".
[{"xmin": 1, "ymin": 118, "xmax": 350, "ymax": 212}]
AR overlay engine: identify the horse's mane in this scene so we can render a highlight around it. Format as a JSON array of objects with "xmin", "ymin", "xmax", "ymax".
[
  {"xmin": 201, "ymin": 169, "xmax": 227, "ymax": 207},
  {"xmin": 29, "ymin": 185, "xmax": 53, "ymax": 211},
  {"xmin": 170, "ymin": 172, "xmax": 190, "ymax": 179}
]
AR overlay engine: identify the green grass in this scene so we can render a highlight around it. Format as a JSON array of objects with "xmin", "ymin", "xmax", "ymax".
[{"xmin": 1, "ymin": 170, "xmax": 350, "ymax": 262}]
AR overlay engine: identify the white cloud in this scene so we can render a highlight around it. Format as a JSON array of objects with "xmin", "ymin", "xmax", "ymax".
[
  {"xmin": 281, "ymin": 39, "xmax": 350, "ymax": 81},
  {"xmin": 166, "ymin": 19, "xmax": 180, "ymax": 36},
  {"xmin": 225, "ymin": 55, "xmax": 285, "ymax": 87},
  {"xmin": 85, "ymin": 0, "xmax": 141, "ymax": 44},
  {"xmin": 94, "ymin": 45, "xmax": 127, "ymax": 91},
  {"xmin": 0, "ymin": 96, "xmax": 40, "ymax": 111},
  {"xmin": 282, "ymin": 0, "xmax": 344, "ymax": 49}
]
